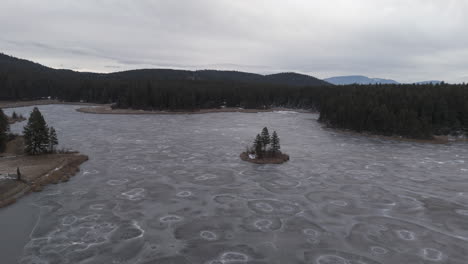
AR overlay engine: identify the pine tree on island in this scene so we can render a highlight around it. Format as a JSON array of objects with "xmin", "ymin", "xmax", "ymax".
[
  {"xmin": 254, "ymin": 134, "xmax": 264, "ymax": 159},
  {"xmin": 241, "ymin": 127, "xmax": 289, "ymax": 164},
  {"xmin": 261, "ymin": 127, "xmax": 270, "ymax": 151},
  {"xmin": 270, "ymin": 131, "xmax": 280, "ymax": 154}
]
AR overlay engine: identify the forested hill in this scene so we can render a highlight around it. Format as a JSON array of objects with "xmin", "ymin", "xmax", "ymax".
[
  {"xmin": 106, "ymin": 69, "xmax": 330, "ymax": 87},
  {"xmin": 0, "ymin": 52, "xmax": 330, "ymax": 110},
  {"xmin": 0, "ymin": 53, "xmax": 329, "ymax": 95}
]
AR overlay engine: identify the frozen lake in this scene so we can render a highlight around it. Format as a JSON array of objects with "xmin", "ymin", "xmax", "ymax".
[{"xmin": 1, "ymin": 105, "xmax": 468, "ymax": 264}]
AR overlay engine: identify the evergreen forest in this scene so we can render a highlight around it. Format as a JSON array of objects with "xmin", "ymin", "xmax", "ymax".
[{"xmin": 1, "ymin": 53, "xmax": 467, "ymax": 139}]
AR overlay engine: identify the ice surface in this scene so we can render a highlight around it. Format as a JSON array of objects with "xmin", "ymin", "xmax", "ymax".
[{"xmin": 0, "ymin": 105, "xmax": 467, "ymax": 264}]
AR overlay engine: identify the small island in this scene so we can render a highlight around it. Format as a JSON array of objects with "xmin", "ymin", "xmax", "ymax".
[
  {"xmin": 240, "ymin": 127, "xmax": 289, "ymax": 164},
  {"xmin": 0, "ymin": 107, "xmax": 88, "ymax": 208},
  {"xmin": 7, "ymin": 111, "xmax": 26, "ymax": 124}
]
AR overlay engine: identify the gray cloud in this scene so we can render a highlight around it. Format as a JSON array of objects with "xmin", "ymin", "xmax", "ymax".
[{"xmin": 1, "ymin": 0, "xmax": 467, "ymax": 82}]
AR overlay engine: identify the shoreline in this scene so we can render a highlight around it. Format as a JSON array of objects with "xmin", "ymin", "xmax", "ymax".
[
  {"xmin": 0, "ymin": 137, "xmax": 88, "ymax": 208},
  {"xmin": 324, "ymin": 126, "xmax": 467, "ymax": 144},
  {"xmin": 240, "ymin": 152, "xmax": 290, "ymax": 164},
  {"xmin": 0, "ymin": 100, "xmax": 99, "ymax": 109},
  {"xmin": 76, "ymin": 105, "xmax": 313, "ymax": 115},
  {"xmin": 4, "ymin": 100, "xmax": 464, "ymax": 145},
  {"xmin": 0, "ymin": 100, "xmax": 314, "ymax": 115},
  {"xmin": 0, "ymin": 153, "xmax": 88, "ymax": 208}
]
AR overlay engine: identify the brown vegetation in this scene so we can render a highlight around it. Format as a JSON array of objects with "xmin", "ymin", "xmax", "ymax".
[
  {"xmin": 0, "ymin": 137, "xmax": 88, "ymax": 208},
  {"xmin": 1, "ymin": 136, "xmax": 25, "ymax": 156}
]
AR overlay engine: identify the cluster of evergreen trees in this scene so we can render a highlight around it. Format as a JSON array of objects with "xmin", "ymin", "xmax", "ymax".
[
  {"xmin": 0, "ymin": 109, "xmax": 9, "ymax": 152},
  {"xmin": 11, "ymin": 111, "xmax": 25, "ymax": 120},
  {"xmin": 248, "ymin": 127, "xmax": 281, "ymax": 158},
  {"xmin": 319, "ymin": 84, "xmax": 468, "ymax": 139},
  {"xmin": 0, "ymin": 107, "xmax": 59, "ymax": 155},
  {"xmin": 23, "ymin": 107, "xmax": 58, "ymax": 155}
]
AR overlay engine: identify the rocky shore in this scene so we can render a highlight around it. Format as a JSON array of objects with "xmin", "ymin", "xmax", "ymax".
[{"xmin": 240, "ymin": 152, "xmax": 290, "ymax": 164}]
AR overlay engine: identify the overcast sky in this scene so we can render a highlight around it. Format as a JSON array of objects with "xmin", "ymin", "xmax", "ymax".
[{"xmin": 1, "ymin": 0, "xmax": 467, "ymax": 83}]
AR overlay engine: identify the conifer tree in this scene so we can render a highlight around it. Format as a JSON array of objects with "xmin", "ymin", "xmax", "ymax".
[
  {"xmin": 261, "ymin": 127, "xmax": 270, "ymax": 151},
  {"xmin": 0, "ymin": 108, "xmax": 9, "ymax": 152},
  {"xmin": 270, "ymin": 131, "xmax": 280, "ymax": 156},
  {"xmin": 23, "ymin": 107, "xmax": 49, "ymax": 155},
  {"xmin": 254, "ymin": 134, "xmax": 263, "ymax": 158},
  {"xmin": 48, "ymin": 127, "xmax": 58, "ymax": 153}
]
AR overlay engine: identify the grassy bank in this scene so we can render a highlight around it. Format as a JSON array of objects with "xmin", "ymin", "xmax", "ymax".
[{"xmin": 0, "ymin": 137, "xmax": 88, "ymax": 208}]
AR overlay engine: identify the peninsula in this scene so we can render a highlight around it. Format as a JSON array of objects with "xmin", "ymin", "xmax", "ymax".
[{"xmin": 0, "ymin": 107, "xmax": 88, "ymax": 208}]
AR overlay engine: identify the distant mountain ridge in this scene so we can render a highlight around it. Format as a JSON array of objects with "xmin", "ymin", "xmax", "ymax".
[
  {"xmin": 0, "ymin": 53, "xmax": 331, "ymax": 87},
  {"xmin": 0, "ymin": 53, "xmax": 445, "ymax": 88},
  {"xmin": 413, "ymin": 80, "xmax": 442, "ymax": 85},
  {"xmin": 325, "ymin": 75, "xmax": 443, "ymax": 85},
  {"xmin": 324, "ymin": 75, "xmax": 399, "ymax": 85}
]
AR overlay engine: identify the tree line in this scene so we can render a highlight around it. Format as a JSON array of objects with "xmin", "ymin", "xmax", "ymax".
[
  {"xmin": 1, "ymin": 53, "xmax": 468, "ymax": 139},
  {"xmin": 0, "ymin": 107, "xmax": 58, "ymax": 154},
  {"xmin": 319, "ymin": 84, "xmax": 468, "ymax": 139}
]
